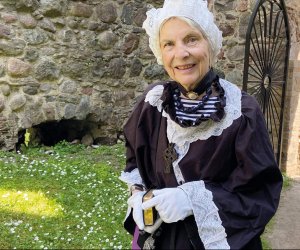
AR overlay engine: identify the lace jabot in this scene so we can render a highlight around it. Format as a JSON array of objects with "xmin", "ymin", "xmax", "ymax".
[
  {"xmin": 163, "ymin": 69, "xmax": 226, "ymax": 128},
  {"xmin": 145, "ymin": 78, "xmax": 242, "ymax": 146}
]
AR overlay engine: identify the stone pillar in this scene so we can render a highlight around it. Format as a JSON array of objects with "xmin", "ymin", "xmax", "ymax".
[
  {"xmin": 281, "ymin": 60, "xmax": 300, "ymax": 176},
  {"xmin": 281, "ymin": 0, "xmax": 300, "ymax": 177}
]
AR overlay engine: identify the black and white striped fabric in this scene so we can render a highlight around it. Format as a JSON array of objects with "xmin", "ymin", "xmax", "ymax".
[{"xmin": 175, "ymin": 96, "xmax": 220, "ymax": 123}]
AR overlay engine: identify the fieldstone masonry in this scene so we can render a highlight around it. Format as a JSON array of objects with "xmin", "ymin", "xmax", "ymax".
[
  {"xmin": 281, "ymin": 0, "xmax": 300, "ymax": 176},
  {"xmin": 0, "ymin": 0, "xmax": 159, "ymax": 150},
  {"xmin": 0, "ymin": 0, "xmax": 299, "ymax": 175},
  {"xmin": 282, "ymin": 60, "xmax": 300, "ymax": 176}
]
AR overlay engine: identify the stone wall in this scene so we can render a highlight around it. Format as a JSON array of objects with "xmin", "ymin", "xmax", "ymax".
[
  {"xmin": 282, "ymin": 60, "xmax": 300, "ymax": 176},
  {"xmin": 0, "ymin": 0, "xmax": 299, "ymax": 176},
  {"xmin": 0, "ymin": 0, "xmax": 167, "ymax": 150},
  {"xmin": 281, "ymin": 0, "xmax": 300, "ymax": 176},
  {"xmin": 279, "ymin": 0, "xmax": 300, "ymax": 176},
  {"xmin": 212, "ymin": 0, "xmax": 252, "ymax": 87},
  {"xmin": 0, "ymin": 0, "xmax": 252, "ymax": 150}
]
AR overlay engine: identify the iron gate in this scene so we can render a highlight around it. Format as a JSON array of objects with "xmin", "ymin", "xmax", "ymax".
[{"xmin": 242, "ymin": 0, "xmax": 290, "ymax": 164}]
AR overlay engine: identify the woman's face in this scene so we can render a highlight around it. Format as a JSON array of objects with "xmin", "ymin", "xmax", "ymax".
[{"xmin": 159, "ymin": 17, "xmax": 210, "ymax": 91}]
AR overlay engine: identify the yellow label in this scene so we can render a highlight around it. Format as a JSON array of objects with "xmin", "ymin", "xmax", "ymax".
[
  {"xmin": 142, "ymin": 190, "xmax": 156, "ymax": 226},
  {"xmin": 144, "ymin": 208, "xmax": 154, "ymax": 226}
]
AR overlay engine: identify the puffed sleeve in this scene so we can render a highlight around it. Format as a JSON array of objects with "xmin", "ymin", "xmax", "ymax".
[
  {"xmin": 118, "ymin": 97, "xmax": 144, "ymax": 236},
  {"xmin": 204, "ymin": 93, "xmax": 283, "ymax": 248},
  {"xmin": 122, "ymin": 83, "xmax": 157, "ymax": 174},
  {"xmin": 119, "ymin": 83, "xmax": 164, "ymax": 235},
  {"xmin": 123, "ymin": 96, "xmax": 144, "ymax": 173}
]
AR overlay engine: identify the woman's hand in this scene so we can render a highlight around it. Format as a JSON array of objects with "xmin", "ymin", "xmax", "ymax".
[
  {"xmin": 141, "ymin": 188, "xmax": 193, "ymax": 223},
  {"xmin": 127, "ymin": 191, "xmax": 146, "ymax": 230}
]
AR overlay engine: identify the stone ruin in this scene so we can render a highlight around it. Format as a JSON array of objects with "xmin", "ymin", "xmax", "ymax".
[
  {"xmin": 0, "ymin": 0, "xmax": 251, "ymax": 150},
  {"xmin": 0, "ymin": 0, "xmax": 299, "ymax": 160},
  {"xmin": 0, "ymin": 0, "xmax": 169, "ymax": 150}
]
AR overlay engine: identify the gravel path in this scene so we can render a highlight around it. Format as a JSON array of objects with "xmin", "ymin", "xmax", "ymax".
[{"xmin": 264, "ymin": 177, "xmax": 300, "ymax": 249}]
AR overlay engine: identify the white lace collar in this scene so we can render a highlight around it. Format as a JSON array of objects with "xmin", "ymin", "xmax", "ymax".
[{"xmin": 145, "ymin": 79, "xmax": 242, "ymax": 147}]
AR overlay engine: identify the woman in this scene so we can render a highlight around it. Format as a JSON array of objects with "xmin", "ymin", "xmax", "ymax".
[{"xmin": 120, "ymin": 0, "xmax": 282, "ymax": 249}]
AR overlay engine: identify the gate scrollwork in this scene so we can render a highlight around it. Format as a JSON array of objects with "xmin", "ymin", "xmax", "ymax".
[{"xmin": 242, "ymin": 0, "xmax": 290, "ymax": 165}]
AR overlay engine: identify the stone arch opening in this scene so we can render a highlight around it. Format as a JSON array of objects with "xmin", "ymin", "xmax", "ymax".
[
  {"xmin": 16, "ymin": 119, "xmax": 119, "ymax": 148},
  {"xmin": 34, "ymin": 120, "xmax": 91, "ymax": 146}
]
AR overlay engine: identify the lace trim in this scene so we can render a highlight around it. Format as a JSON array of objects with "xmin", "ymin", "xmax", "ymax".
[
  {"xmin": 145, "ymin": 85, "xmax": 164, "ymax": 113},
  {"xmin": 168, "ymin": 79, "xmax": 241, "ymax": 146},
  {"xmin": 145, "ymin": 80, "xmax": 241, "ymax": 185},
  {"xmin": 119, "ymin": 169, "xmax": 144, "ymax": 186},
  {"xmin": 173, "ymin": 142, "xmax": 190, "ymax": 184},
  {"xmin": 145, "ymin": 79, "xmax": 242, "ymax": 184},
  {"xmin": 179, "ymin": 181, "xmax": 230, "ymax": 249},
  {"xmin": 144, "ymin": 79, "xmax": 241, "ymax": 147}
]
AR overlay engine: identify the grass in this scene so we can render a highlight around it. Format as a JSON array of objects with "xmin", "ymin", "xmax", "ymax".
[
  {"xmin": 0, "ymin": 141, "xmax": 131, "ymax": 249},
  {"xmin": 0, "ymin": 141, "xmax": 292, "ymax": 249}
]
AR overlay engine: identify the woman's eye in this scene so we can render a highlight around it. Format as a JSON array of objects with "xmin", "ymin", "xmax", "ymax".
[
  {"xmin": 188, "ymin": 37, "xmax": 198, "ymax": 44},
  {"xmin": 164, "ymin": 42, "xmax": 172, "ymax": 48}
]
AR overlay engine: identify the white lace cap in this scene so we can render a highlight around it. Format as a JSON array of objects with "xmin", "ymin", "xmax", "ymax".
[{"xmin": 142, "ymin": 0, "xmax": 222, "ymax": 65}]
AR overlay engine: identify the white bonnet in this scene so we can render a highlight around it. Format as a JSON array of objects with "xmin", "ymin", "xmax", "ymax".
[{"xmin": 142, "ymin": 0, "xmax": 223, "ymax": 65}]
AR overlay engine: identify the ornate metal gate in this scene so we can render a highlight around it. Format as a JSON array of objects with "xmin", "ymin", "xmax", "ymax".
[{"xmin": 242, "ymin": 0, "xmax": 290, "ymax": 164}]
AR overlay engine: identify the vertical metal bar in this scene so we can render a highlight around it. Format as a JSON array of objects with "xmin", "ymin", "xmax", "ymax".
[
  {"xmin": 268, "ymin": 10, "xmax": 283, "ymax": 82},
  {"xmin": 270, "ymin": 86, "xmax": 282, "ymax": 109},
  {"xmin": 267, "ymin": 1, "xmax": 274, "ymax": 73},
  {"xmin": 243, "ymin": 0, "xmax": 264, "ymax": 91},
  {"xmin": 261, "ymin": 5, "xmax": 269, "ymax": 73},
  {"xmin": 269, "ymin": 89, "xmax": 279, "ymax": 139},
  {"xmin": 267, "ymin": 94, "xmax": 275, "ymax": 151},
  {"xmin": 249, "ymin": 51, "xmax": 263, "ymax": 76},
  {"xmin": 258, "ymin": 7, "xmax": 267, "ymax": 73},
  {"xmin": 270, "ymin": 15, "xmax": 284, "ymax": 72},
  {"xmin": 252, "ymin": 26, "xmax": 265, "ymax": 72},
  {"xmin": 276, "ymin": 0, "xmax": 290, "ymax": 166},
  {"xmin": 269, "ymin": 88, "xmax": 281, "ymax": 125}
]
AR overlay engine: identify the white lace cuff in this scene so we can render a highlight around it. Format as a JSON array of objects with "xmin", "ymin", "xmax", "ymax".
[
  {"xmin": 120, "ymin": 169, "xmax": 144, "ymax": 224},
  {"xmin": 179, "ymin": 181, "xmax": 230, "ymax": 249},
  {"xmin": 119, "ymin": 168, "xmax": 145, "ymax": 187}
]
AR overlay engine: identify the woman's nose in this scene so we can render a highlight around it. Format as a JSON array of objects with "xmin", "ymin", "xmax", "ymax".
[{"xmin": 174, "ymin": 44, "xmax": 190, "ymax": 59}]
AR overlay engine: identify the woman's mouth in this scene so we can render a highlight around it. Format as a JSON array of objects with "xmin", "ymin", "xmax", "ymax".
[{"xmin": 175, "ymin": 64, "xmax": 195, "ymax": 70}]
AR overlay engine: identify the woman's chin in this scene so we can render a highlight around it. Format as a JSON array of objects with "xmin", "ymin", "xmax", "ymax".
[{"xmin": 177, "ymin": 80, "xmax": 199, "ymax": 91}]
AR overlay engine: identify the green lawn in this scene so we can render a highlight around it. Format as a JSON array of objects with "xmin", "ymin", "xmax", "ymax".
[
  {"xmin": 0, "ymin": 141, "xmax": 288, "ymax": 249},
  {"xmin": 0, "ymin": 142, "xmax": 131, "ymax": 249}
]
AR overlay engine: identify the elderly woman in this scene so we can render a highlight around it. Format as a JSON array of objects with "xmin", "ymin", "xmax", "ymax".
[{"xmin": 120, "ymin": 0, "xmax": 282, "ymax": 249}]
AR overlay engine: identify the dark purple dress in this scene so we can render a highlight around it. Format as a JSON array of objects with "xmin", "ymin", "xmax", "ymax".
[{"xmin": 121, "ymin": 76, "xmax": 282, "ymax": 249}]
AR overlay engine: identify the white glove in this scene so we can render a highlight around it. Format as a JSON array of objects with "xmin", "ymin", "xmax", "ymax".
[
  {"xmin": 127, "ymin": 191, "xmax": 146, "ymax": 230},
  {"xmin": 141, "ymin": 188, "xmax": 193, "ymax": 223},
  {"xmin": 144, "ymin": 217, "xmax": 163, "ymax": 234}
]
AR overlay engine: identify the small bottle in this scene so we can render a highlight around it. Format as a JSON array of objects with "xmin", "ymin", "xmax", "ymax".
[{"xmin": 142, "ymin": 190, "xmax": 157, "ymax": 226}]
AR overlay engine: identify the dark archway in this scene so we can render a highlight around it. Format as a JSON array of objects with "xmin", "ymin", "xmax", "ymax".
[
  {"xmin": 16, "ymin": 119, "xmax": 119, "ymax": 148},
  {"xmin": 34, "ymin": 120, "xmax": 88, "ymax": 146}
]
